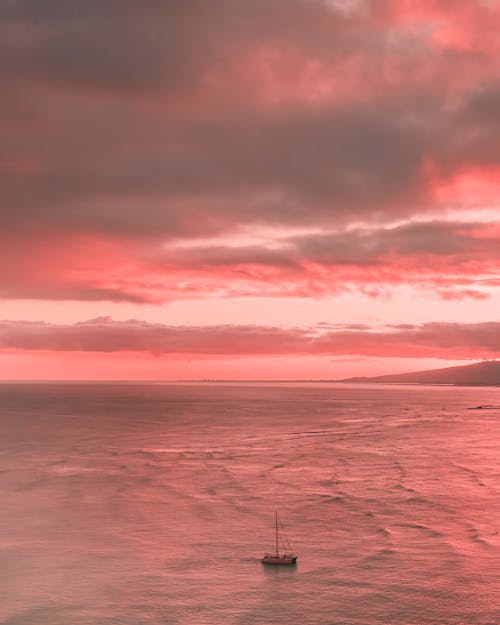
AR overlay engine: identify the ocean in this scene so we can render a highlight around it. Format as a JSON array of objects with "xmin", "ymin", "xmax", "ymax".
[{"xmin": 1, "ymin": 381, "xmax": 499, "ymax": 625}]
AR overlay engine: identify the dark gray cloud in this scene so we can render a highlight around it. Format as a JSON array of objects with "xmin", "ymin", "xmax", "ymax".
[
  {"xmin": 156, "ymin": 220, "xmax": 500, "ymax": 268},
  {"xmin": 1, "ymin": 0, "xmax": 500, "ymax": 243}
]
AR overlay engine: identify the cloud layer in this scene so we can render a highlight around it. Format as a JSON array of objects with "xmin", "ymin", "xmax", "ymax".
[
  {"xmin": 2, "ymin": 318, "xmax": 500, "ymax": 360},
  {"xmin": 2, "ymin": 219, "xmax": 499, "ymax": 302},
  {"xmin": 2, "ymin": 0, "xmax": 500, "ymax": 303}
]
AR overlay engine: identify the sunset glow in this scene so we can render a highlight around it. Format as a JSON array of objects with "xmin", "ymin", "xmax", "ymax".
[{"xmin": 2, "ymin": 0, "xmax": 500, "ymax": 379}]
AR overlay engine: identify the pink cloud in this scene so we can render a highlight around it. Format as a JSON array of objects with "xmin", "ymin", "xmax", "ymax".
[
  {"xmin": 432, "ymin": 166, "xmax": 500, "ymax": 208},
  {"xmin": 2, "ymin": 219, "xmax": 500, "ymax": 303},
  {"xmin": 384, "ymin": 0, "xmax": 500, "ymax": 57}
]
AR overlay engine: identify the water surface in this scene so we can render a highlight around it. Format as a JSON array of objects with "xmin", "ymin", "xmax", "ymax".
[{"xmin": 1, "ymin": 382, "xmax": 500, "ymax": 624}]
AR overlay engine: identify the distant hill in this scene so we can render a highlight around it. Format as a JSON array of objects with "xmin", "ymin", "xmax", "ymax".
[{"xmin": 338, "ymin": 360, "xmax": 500, "ymax": 386}]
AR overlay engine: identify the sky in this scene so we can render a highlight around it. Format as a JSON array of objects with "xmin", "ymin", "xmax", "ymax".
[{"xmin": 2, "ymin": 0, "xmax": 500, "ymax": 380}]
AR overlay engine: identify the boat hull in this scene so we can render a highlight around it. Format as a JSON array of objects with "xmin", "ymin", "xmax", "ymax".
[{"xmin": 261, "ymin": 554, "xmax": 297, "ymax": 565}]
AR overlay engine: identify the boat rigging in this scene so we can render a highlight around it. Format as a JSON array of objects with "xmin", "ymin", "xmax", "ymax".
[{"xmin": 261, "ymin": 511, "xmax": 297, "ymax": 565}]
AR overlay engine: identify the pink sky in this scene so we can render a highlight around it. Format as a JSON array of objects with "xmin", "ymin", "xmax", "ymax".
[{"xmin": 1, "ymin": 0, "xmax": 500, "ymax": 380}]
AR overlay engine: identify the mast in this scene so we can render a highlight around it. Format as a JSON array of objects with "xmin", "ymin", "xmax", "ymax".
[{"xmin": 275, "ymin": 511, "xmax": 279, "ymax": 556}]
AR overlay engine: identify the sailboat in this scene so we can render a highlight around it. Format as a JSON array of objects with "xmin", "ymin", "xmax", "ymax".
[{"xmin": 261, "ymin": 511, "xmax": 298, "ymax": 565}]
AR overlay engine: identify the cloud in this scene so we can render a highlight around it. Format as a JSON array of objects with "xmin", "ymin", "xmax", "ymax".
[
  {"xmin": 2, "ymin": 0, "xmax": 500, "ymax": 240},
  {"xmin": 2, "ymin": 317, "xmax": 500, "ymax": 360},
  {"xmin": 110, "ymin": 219, "xmax": 500, "ymax": 301},
  {"xmin": 2, "ymin": 0, "xmax": 500, "ymax": 305},
  {"xmin": 2, "ymin": 219, "xmax": 500, "ymax": 302}
]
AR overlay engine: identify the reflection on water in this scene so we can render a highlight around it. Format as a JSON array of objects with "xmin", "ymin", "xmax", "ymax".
[{"xmin": 262, "ymin": 563, "xmax": 299, "ymax": 576}]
